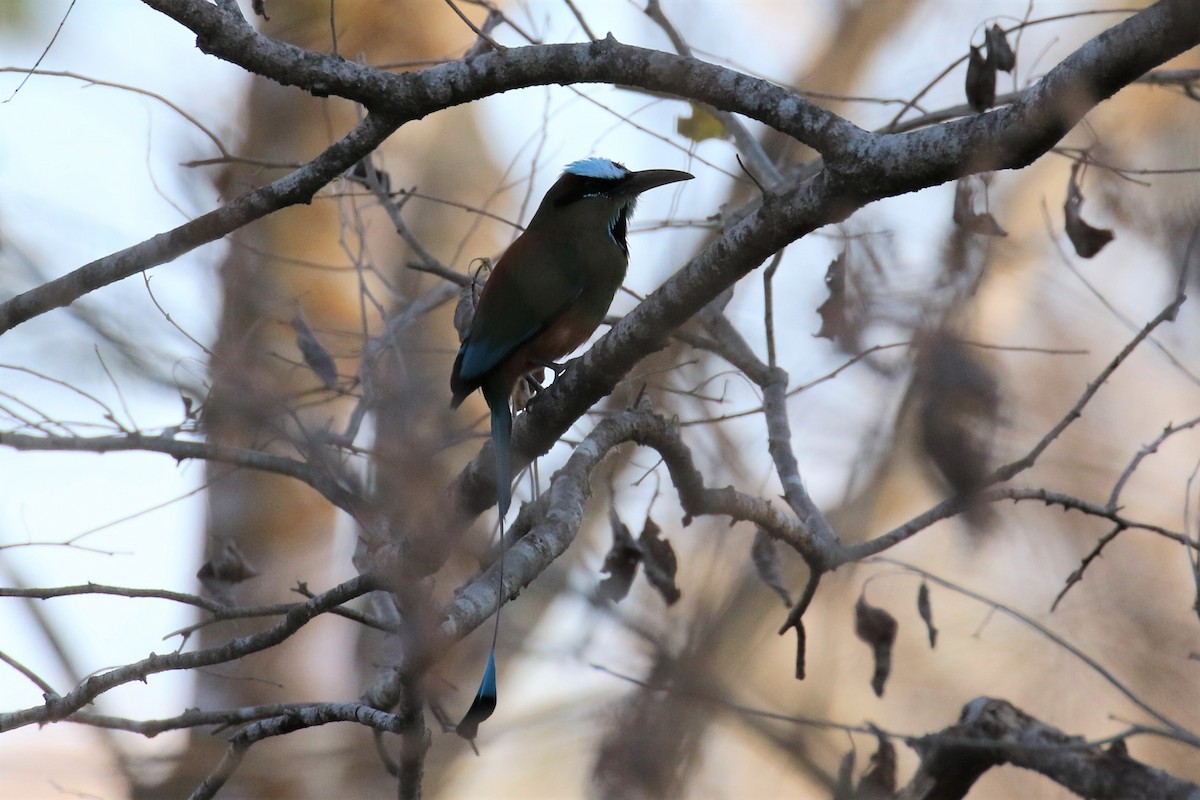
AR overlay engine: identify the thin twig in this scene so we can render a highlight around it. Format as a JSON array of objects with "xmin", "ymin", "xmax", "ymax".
[
  {"xmin": 990, "ymin": 292, "xmax": 1187, "ymax": 484},
  {"xmin": 0, "ymin": 68, "xmax": 233, "ymax": 157},
  {"xmin": 643, "ymin": 0, "xmax": 783, "ymax": 188},
  {"xmin": 997, "ymin": 486, "xmax": 1192, "ymax": 546},
  {"xmin": 873, "ymin": 557, "xmax": 1200, "ymax": 745},
  {"xmin": 0, "ymin": 575, "xmax": 379, "ymax": 733},
  {"xmin": 3, "ymin": 0, "xmax": 79, "ymax": 103},
  {"xmin": 1109, "ymin": 416, "xmax": 1200, "ymax": 510},
  {"xmin": 443, "ymin": 0, "xmax": 506, "ymax": 52},
  {"xmin": 762, "ymin": 250, "xmax": 783, "ymax": 368},
  {"xmin": 0, "ymin": 649, "xmax": 58, "ymax": 696},
  {"xmin": 1051, "ymin": 523, "xmax": 1125, "ymax": 611},
  {"xmin": 561, "ymin": 0, "xmax": 597, "ymax": 40}
]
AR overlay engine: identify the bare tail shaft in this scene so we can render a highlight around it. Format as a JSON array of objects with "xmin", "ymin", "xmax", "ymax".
[
  {"xmin": 456, "ymin": 382, "xmax": 510, "ymax": 739},
  {"xmin": 484, "ymin": 382, "xmax": 513, "ymax": 518}
]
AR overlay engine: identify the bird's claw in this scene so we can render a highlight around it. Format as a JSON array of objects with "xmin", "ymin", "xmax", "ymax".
[{"xmin": 531, "ymin": 357, "xmax": 568, "ymax": 376}]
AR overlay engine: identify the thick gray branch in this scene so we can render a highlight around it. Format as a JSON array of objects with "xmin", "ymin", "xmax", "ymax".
[
  {"xmin": 906, "ymin": 698, "xmax": 1200, "ymax": 800},
  {"xmin": 2, "ymin": 0, "xmax": 1195, "ymax": 567},
  {"xmin": 432, "ymin": 407, "xmax": 813, "ymax": 656},
  {"xmin": 446, "ymin": 0, "xmax": 1200, "ymax": 526}
]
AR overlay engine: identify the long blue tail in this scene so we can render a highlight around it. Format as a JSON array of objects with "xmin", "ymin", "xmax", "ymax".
[
  {"xmin": 456, "ymin": 382, "xmax": 511, "ymax": 739},
  {"xmin": 455, "ymin": 648, "xmax": 497, "ymax": 739}
]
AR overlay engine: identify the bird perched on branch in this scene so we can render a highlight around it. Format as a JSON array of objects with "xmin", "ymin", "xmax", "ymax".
[{"xmin": 450, "ymin": 156, "xmax": 693, "ymax": 738}]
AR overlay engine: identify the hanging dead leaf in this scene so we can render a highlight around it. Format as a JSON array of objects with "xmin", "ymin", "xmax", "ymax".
[
  {"xmin": 858, "ymin": 726, "xmax": 897, "ymax": 797},
  {"xmin": 985, "ymin": 24, "xmax": 1016, "ymax": 72},
  {"xmin": 794, "ymin": 619, "xmax": 807, "ymax": 680},
  {"xmin": 346, "ymin": 157, "xmax": 391, "ymax": 194},
  {"xmin": 598, "ymin": 508, "xmax": 641, "ymax": 603},
  {"xmin": 855, "ymin": 594, "xmax": 898, "ymax": 697},
  {"xmin": 953, "ymin": 179, "xmax": 1007, "ymax": 237},
  {"xmin": 916, "ymin": 330, "xmax": 1000, "ymax": 529},
  {"xmin": 917, "ymin": 581, "xmax": 938, "ymax": 648},
  {"xmin": 834, "ymin": 750, "xmax": 855, "ymax": 800},
  {"xmin": 197, "ymin": 541, "xmax": 261, "ymax": 586},
  {"xmin": 751, "ymin": 528, "xmax": 792, "ymax": 606},
  {"xmin": 292, "ymin": 312, "xmax": 338, "ymax": 389},
  {"xmin": 965, "ymin": 44, "xmax": 997, "ymax": 111},
  {"xmin": 639, "ymin": 518, "xmax": 681, "ymax": 606},
  {"xmin": 815, "ymin": 250, "xmax": 848, "ymax": 342},
  {"xmin": 1064, "ymin": 164, "xmax": 1114, "ymax": 259}
]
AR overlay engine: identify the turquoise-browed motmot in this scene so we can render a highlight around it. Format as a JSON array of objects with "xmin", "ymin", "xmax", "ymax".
[{"xmin": 450, "ymin": 157, "xmax": 693, "ymax": 737}]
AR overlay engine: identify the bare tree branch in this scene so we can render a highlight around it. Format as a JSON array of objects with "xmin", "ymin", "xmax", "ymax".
[
  {"xmin": 0, "ymin": 430, "xmax": 365, "ymax": 517},
  {"xmin": 0, "ymin": 575, "xmax": 377, "ymax": 733},
  {"xmin": 0, "ymin": 112, "xmax": 398, "ymax": 334},
  {"xmin": 3, "ymin": 3, "xmax": 1199, "ymax": 795},
  {"xmin": 906, "ymin": 698, "xmax": 1200, "ymax": 800}
]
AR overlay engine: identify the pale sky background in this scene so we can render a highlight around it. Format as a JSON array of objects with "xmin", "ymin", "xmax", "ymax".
[{"xmin": 0, "ymin": 1, "xmax": 1129, "ymax": 796}]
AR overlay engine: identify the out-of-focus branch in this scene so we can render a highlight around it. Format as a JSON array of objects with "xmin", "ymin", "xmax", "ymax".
[
  {"xmin": 0, "ymin": 650, "xmax": 56, "ymax": 696},
  {"xmin": 844, "ymin": 288, "xmax": 1190, "ymax": 564},
  {"xmin": 0, "ymin": 68, "xmax": 235, "ymax": 158},
  {"xmin": 188, "ymin": 702, "xmax": 412, "ymax": 800},
  {"xmin": 0, "ymin": 582, "xmax": 395, "ymax": 638},
  {"xmin": 0, "ymin": 112, "xmax": 398, "ymax": 334},
  {"xmin": 906, "ymin": 698, "xmax": 1200, "ymax": 800},
  {"xmin": 0, "ymin": 575, "xmax": 378, "ymax": 733},
  {"xmin": 67, "ymin": 702, "xmax": 382, "ymax": 737},
  {"xmin": 396, "ymin": 677, "xmax": 429, "ymax": 800},
  {"xmin": 0, "ymin": 430, "xmax": 365, "ymax": 517}
]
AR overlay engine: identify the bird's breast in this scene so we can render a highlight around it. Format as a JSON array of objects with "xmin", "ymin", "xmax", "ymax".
[{"xmin": 529, "ymin": 306, "xmax": 603, "ymax": 364}]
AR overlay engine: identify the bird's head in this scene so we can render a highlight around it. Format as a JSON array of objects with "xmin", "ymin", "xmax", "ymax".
[{"xmin": 529, "ymin": 157, "xmax": 693, "ymax": 255}]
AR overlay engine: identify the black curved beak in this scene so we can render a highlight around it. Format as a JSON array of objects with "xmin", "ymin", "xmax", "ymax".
[{"xmin": 621, "ymin": 168, "xmax": 695, "ymax": 196}]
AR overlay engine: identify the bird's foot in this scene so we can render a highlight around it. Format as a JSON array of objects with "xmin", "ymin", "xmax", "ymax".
[
  {"xmin": 521, "ymin": 372, "xmax": 545, "ymax": 396},
  {"xmin": 531, "ymin": 357, "xmax": 568, "ymax": 376},
  {"xmin": 520, "ymin": 359, "xmax": 574, "ymax": 411}
]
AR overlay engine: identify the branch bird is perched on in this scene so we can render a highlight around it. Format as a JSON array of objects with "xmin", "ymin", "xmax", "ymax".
[{"xmin": 450, "ymin": 157, "xmax": 693, "ymax": 738}]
